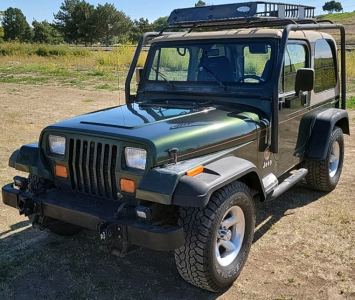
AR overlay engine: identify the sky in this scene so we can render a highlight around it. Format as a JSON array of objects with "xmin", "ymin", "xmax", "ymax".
[{"xmin": 1, "ymin": 0, "xmax": 355, "ymax": 24}]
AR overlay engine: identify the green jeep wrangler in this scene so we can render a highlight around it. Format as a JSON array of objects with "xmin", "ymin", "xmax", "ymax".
[{"xmin": 2, "ymin": 1, "xmax": 349, "ymax": 292}]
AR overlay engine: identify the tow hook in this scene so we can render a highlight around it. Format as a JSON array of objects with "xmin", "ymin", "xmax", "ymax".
[
  {"xmin": 97, "ymin": 221, "xmax": 130, "ymax": 257},
  {"xmin": 17, "ymin": 198, "xmax": 35, "ymax": 217}
]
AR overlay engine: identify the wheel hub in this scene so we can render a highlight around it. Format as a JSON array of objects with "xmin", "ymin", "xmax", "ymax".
[{"xmin": 218, "ymin": 227, "xmax": 232, "ymax": 241}]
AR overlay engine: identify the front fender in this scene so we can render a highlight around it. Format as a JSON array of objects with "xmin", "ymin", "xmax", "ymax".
[
  {"xmin": 172, "ymin": 156, "xmax": 264, "ymax": 207},
  {"xmin": 8, "ymin": 143, "xmax": 54, "ymax": 180},
  {"xmin": 136, "ymin": 149, "xmax": 234, "ymax": 205},
  {"xmin": 136, "ymin": 147, "xmax": 264, "ymax": 206}
]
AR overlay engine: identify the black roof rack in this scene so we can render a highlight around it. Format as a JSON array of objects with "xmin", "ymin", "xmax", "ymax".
[{"xmin": 167, "ymin": 2, "xmax": 316, "ymax": 28}]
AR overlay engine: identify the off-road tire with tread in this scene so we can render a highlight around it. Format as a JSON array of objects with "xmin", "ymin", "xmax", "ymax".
[
  {"xmin": 26, "ymin": 174, "xmax": 47, "ymax": 194},
  {"xmin": 174, "ymin": 181, "xmax": 255, "ymax": 292},
  {"xmin": 304, "ymin": 126, "xmax": 344, "ymax": 192},
  {"xmin": 27, "ymin": 174, "xmax": 83, "ymax": 236}
]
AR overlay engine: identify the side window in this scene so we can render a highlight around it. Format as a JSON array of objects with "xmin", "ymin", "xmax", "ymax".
[
  {"xmin": 314, "ymin": 39, "xmax": 337, "ymax": 93},
  {"xmin": 283, "ymin": 44, "xmax": 307, "ymax": 93}
]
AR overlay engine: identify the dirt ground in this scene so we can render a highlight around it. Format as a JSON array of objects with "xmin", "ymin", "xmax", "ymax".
[{"xmin": 0, "ymin": 83, "xmax": 354, "ymax": 300}]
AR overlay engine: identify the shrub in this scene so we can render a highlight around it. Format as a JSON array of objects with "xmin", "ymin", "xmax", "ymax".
[{"xmin": 36, "ymin": 46, "xmax": 49, "ymax": 56}]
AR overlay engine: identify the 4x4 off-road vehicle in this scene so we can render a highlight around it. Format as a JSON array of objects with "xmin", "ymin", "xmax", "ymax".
[{"xmin": 2, "ymin": 1, "xmax": 349, "ymax": 292}]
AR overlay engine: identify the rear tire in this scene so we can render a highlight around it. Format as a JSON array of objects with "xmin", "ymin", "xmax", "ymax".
[
  {"xmin": 304, "ymin": 126, "xmax": 344, "ymax": 192},
  {"xmin": 27, "ymin": 174, "xmax": 83, "ymax": 236},
  {"xmin": 174, "ymin": 181, "xmax": 255, "ymax": 292}
]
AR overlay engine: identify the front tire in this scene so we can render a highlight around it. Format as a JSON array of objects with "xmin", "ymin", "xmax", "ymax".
[
  {"xmin": 304, "ymin": 126, "xmax": 344, "ymax": 192},
  {"xmin": 174, "ymin": 181, "xmax": 255, "ymax": 292}
]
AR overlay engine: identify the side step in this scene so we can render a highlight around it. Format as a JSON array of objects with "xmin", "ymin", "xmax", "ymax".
[{"xmin": 265, "ymin": 168, "xmax": 308, "ymax": 202}]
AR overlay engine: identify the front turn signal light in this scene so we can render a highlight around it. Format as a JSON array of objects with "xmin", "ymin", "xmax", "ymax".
[
  {"xmin": 186, "ymin": 165, "xmax": 204, "ymax": 177},
  {"xmin": 55, "ymin": 165, "xmax": 68, "ymax": 178},
  {"xmin": 121, "ymin": 178, "xmax": 135, "ymax": 193}
]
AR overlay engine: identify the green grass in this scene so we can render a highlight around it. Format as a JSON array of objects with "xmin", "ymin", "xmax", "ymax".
[
  {"xmin": 347, "ymin": 96, "xmax": 355, "ymax": 109},
  {"xmin": 88, "ymin": 70, "xmax": 105, "ymax": 76},
  {"xmin": 0, "ymin": 59, "xmax": 126, "ymax": 91},
  {"xmin": 95, "ymin": 83, "xmax": 114, "ymax": 90},
  {"xmin": 0, "ymin": 43, "xmax": 91, "ymax": 57},
  {"xmin": 320, "ymin": 12, "xmax": 355, "ymax": 23},
  {"xmin": 0, "ymin": 75, "xmax": 49, "ymax": 84}
]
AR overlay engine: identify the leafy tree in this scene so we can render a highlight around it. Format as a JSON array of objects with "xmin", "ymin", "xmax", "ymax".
[
  {"xmin": 322, "ymin": 1, "xmax": 343, "ymax": 13},
  {"xmin": 2, "ymin": 7, "xmax": 32, "ymax": 42},
  {"xmin": 129, "ymin": 18, "xmax": 154, "ymax": 43},
  {"xmin": 71, "ymin": 1, "xmax": 95, "ymax": 45},
  {"xmin": 152, "ymin": 16, "xmax": 169, "ymax": 32},
  {"xmin": 92, "ymin": 3, "xmax": 132, "ymax": 46},
  {"xmin": 32, "ymin": 20, "xmax": 64, "ymax": 44},
  {"xmin": 54, "ymin": 0, "xmax": 95, "ymax": 45},
  {"xmin": 195, "ymin": 0, "xmax": 206, "ymax": 7},
  {"xmin": 54, "ymin": 0, "xmax": 80, "ymax": 43}
]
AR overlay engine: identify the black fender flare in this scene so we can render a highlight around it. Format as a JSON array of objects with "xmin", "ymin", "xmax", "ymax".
[
  {"xmin": 172, "ymin": 156, "xmax": 265, "ymax": 207},
  {"xmin": 8, "ymin": 143, "xmax": 54, "ymax": 180},
  {"xmin": 304, "ymin": 108, "xmax": 349, "ymax": 160}
]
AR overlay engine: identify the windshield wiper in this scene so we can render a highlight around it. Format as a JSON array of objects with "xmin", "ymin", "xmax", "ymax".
[
  {"xmin": 151, "ymin": 67, "xmax": 175, "ymax": 89},
  {"xmin": 199, "ymin": 64, "xmax": 228, "ymax": 91}
]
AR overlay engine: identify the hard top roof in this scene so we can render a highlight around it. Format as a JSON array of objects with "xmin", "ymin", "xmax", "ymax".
[{"xmin": 151, "ymin": 29, "xmax": 335, "ymax": 44}]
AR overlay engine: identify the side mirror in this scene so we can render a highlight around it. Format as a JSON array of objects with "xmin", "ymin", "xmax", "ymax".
[
  {"xmin": 294, "ymin": 68, "xmax": 314, "ymax": 97},
  {"xmin": 136, "ymin": 67, "xmax": 143, "ymax": 85}
]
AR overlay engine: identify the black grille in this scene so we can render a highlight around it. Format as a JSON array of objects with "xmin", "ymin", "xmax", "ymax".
[{"xmin": 69, "ymin": 139, "xmax": 118, "ymax": 200}]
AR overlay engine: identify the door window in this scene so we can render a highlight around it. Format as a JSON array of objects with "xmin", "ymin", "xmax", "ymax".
[{"xmin": 282, "ymin": 44, "xmax": 307, "ymax": 93}]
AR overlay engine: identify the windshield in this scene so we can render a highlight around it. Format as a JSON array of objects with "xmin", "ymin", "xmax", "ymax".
[{"xmin": 146, "ymin": 40, "xmax": 273, "ymax": 85}]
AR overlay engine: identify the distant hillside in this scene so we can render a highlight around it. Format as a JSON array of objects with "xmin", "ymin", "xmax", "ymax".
[
  {"xmin": 319, "ymin": 12, "xmax": 355, "ymax": 24},
  {"xmin": 317, "ymin": 12, "xmax": 355, "ymax": 45}
]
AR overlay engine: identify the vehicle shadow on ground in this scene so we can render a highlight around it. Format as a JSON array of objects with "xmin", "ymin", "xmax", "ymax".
[
  {"xmin": 0, "ymin": 220, "xmax": 30, "ymax": 238},
  {"xmin": 254, "ymin": 183, "xmax": 326, "ymax": 243},
  {"xmin": 0, "ymin": 184, "xmax": 326, "ymax": 300}
]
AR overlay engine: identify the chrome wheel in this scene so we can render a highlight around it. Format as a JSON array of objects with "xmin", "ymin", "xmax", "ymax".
[
  {"xmin": 329, "ymin": 141, "xmax": 340, "ymax": 178},
  {"xmin": 216, "ymin": 206, "xmax": 245, "ymax": 267}
]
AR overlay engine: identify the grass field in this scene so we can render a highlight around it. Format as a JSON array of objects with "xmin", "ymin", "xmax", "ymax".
[{"xmin": 0, "ymin": 43, "xmax": 147, "ymax": 92}]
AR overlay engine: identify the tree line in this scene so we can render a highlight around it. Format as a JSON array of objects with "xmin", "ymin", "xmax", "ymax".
[{"xmin": 0, "ymin": 0, "xmax": 206, "ymax": 46}]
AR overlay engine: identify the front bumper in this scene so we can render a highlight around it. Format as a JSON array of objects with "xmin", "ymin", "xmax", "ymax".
[{"xmin": 2, "ymin": 181, "xmax": 184, "ymax": 252}]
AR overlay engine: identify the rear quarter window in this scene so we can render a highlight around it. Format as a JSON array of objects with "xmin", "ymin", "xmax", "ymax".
[{"xmin": 314, "ymin": 39, "xmax": 337, "ymax": 93}]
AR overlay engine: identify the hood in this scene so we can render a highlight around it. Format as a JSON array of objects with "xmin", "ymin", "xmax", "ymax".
[{"xmin": 44, "ymin": 103, "xmax": 263, "ymax": 164}]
